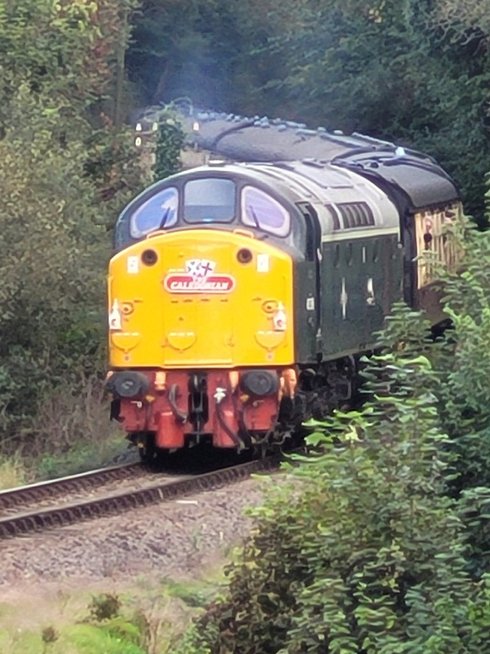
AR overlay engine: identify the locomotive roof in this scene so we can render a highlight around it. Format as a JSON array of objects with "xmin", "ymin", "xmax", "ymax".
[
  {"xmin": 241, "ymin": 161, "xmax": 400, "ymax": 238},
  {"xmin": 157, "ymin": 160, "xmax": 400, "ymax": 238},
  {"xmin": 173, "ymin": 111, "xmax": 460, "ymax": 211}
]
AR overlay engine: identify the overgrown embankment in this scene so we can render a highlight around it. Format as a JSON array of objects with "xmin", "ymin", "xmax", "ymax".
[{"xmin": 0, "ymin": 1, "xmax": 145, "ymax": 482}]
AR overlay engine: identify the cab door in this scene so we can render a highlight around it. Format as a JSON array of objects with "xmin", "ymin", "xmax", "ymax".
[{"xmin": 294, "ymin": 203, "xmax": 322, "ymax": 363}]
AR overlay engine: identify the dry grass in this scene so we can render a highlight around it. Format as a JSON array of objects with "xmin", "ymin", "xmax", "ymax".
[
  {"xmin": 2, "ymin": 373, "xmax": 127, "ymax": 483},
  {"xmin": 29, "ymin": 374, "xmax": 118, "ymax": 454},
  {"xmin": 0, "ymin": 454, "xmax": 27, "ymax": 490}
]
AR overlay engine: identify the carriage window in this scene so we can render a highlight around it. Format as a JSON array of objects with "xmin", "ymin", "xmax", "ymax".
[
  {"xmin": 184, "ymin": 178, "xmax": 236, "ymax": 223},
  {"xmin": 241, "ymin": 186, "xmax": 290, "ymax": 236},
  {"xmin": 130, "ymin": 187, "xmax": 178, "ymax": 238}
]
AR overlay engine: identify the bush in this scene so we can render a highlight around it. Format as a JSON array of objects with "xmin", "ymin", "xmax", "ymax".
[
  {"xmin": 154, "ymin": 110, "xmax": 185, "ymax": 181},
  {"xmin": 179, "ymin": 278, "xmax": 490, "ymax": 652},
  {"xmin": 89, "ymin": 594, "xmax": 121, "ymax": 622},
  {"xmin": 437, "ymin": 224, "xmax": 490, "ymax": 438},
  {"xmin": 0, "ymin": 1, "xmax": 146, "ymax": 469}
]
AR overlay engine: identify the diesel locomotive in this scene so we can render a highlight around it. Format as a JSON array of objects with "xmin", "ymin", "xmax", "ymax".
[{"xmin": 106, "ymin": 112, "xmax": 461, "ymax": 459}]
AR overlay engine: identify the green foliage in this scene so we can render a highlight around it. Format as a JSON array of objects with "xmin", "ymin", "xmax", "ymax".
[
  {"xmin": 0, "ymin": 0, "xmax": 138, "ymax": 119},
  {"xmin": 441, "ymin": 228, "xmax": 490, "ymax": 436},
  {"xmin": 162, "ymin": 578, "xmax": 222, "ymax": 609},
  {"xmin": 181, "ymin": 335, "xmax": 487, "ymax": 652},
  {"xmin": 153, "ymin": 110, "xmax": 185, "ymax": 181},
  {"xmin": 0, "ymin": 92, "xmax": 105, "ymax": 438},
  {"xmin": 98, "ymin": 617, "xmax": 142, "ymax": 646},
  {"xmin": 34, "ymin": 431, "xmax": 123, "ymax": 482},
  {"xmin": 0, "ymin": 617, "xmax": 146, "ymax": 654},
  {"xmin": 485, "ymin": 161, "xmax": 490, "ymax": 215},
  {"xmin": 0, "ymin": 0, "xmax": 146, "ymax": 461},
  {"xmin": 179, "ymin": 269, "xmax": 490, "ymax": 651},
  {"xmin": 434, "ymin": 227, "xmax": 490, "ymax": 488},
  {"xmin": 174, "ymin": 622, "xmax": 215, "ymax": 654},
  {"xmin": 126, "ymin": 0, "xmax": 245, "ymax": 107},
  {"xmin": 65, "ymin": 623, "xmax": 145, "ymax": 654},
  {"xmin": 128, "ymin": 0, "xmax": 490, "ymax": 220},
  {"xmin": 170, "ymin": 219, "xmax": 490, "ymax": 652},
  {"xmin": 458, "ymin": 487, "xmax": 490, "ymax": 577},
  {"xmin": 427, "ymin": 225, "xmax": 490, "ymax": 584}
]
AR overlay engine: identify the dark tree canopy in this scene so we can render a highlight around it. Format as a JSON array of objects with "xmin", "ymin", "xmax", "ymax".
[{"xmin": 127, "ymin": 0, "xmax": 490, "ymax": 221}]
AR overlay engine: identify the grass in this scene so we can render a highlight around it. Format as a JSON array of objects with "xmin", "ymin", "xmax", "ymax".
[
  {"xmin": 0, "ymin": 624, "xmax": 146, "ymax": 654},
  {"xmin": 26, "ymin": 375, "xmax": 130, "ymax": 481},
  {"xmin": 0, "ymin": 629, "xmax": 44, "ymax": 654},
  {"xmin": 0, "ymin": 432, "xmax": 128, "ymax": 490},
  {"xmin": 64, "ymin": 623, "xmax": 145, "ymax": 654},
  {"xmin": 0, "ymin": 568, "xmax": 227, "ymax": 654},
  {"xmin": 162, "ymin": 576, "xmax": 225, "ymax": 608},
  {"xmin": 0, "ymin": 374, "xmax": 131, "ymax": 489},
  {"xmin": 0, "ymin": 455, "xmax": 27, "ymax": 490},
  {"xmin": 34, "ymin": 434, "xmax": 127, "ymax": 481}
]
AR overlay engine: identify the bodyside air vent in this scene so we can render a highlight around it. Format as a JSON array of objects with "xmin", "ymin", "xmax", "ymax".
[{"xmin": 330, "ymin": 202, "xmax": 375, "ymax": 230}]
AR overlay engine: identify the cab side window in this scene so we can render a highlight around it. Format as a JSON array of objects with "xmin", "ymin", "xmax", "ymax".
[
  {"xmin": 241, "ymin": 186, "xmax": 290, "ymax": 236},
  {"xmin": 130, "ymin": 187, "xmax": 178, "ymax": 238}
]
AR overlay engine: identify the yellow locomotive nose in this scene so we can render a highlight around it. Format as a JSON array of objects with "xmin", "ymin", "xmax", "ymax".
[{"xmin": 108, "ymin": 229, "xmax": 294, "ymax": 369}]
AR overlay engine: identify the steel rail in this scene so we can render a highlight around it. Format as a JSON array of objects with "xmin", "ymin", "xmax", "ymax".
[
  {"xmin": 0, "ymin": 462, "xmax": 144, "ymax": 513},
  {"xmin": 0, "ymin": 456, "xmax": 280, "ymax": 539}
]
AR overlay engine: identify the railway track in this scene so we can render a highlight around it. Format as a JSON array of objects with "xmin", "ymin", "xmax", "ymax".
[{"xmin": 0, "ymin": 456, "xmax": 280, "ymax": 539}]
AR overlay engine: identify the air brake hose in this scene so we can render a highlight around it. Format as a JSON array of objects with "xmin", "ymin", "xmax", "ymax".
[
  {"xmin": 234, "ymin": 394, "xmax": 253, "ymax": 449},
  {"xmin": 216, "ymin": 398, "xmax": 245, "ymax": 450},
  {"xmin": 168, "ymin": 384, "xmax": 188, "ymax": 423}
]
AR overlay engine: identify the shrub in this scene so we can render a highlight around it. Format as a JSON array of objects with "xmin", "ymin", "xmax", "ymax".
[
  {"xmin": 179, "ymin": 304, "xmax": 490, "ymax": 652},
  {"xmin": 89, "ymin": 594, "xmax": 121, "ymax": 622},
  {"xmin": 154, "ymin": 110, "xmax": 185, "ymax": 181}
]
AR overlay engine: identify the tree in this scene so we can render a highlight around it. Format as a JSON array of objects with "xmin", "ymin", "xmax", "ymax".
[
  {"xmin": 249, "ymin": 0, "xmax": 490, "ymax": 219},
  {"xmin": 126, "ymin": 0, "xmax": 219, "ymax": 106},
  {"xmin": 0, "ymin": 0, "xmax": 145, "ymax": 450},
  {"xmin": 127, "ymin": 0, "xmax": 490, "ymax": 220}
]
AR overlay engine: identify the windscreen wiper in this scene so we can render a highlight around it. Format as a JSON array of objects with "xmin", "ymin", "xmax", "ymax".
[{"xmin": 159, "ymin": 207, "xmax": 170, "ymax": 230}]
